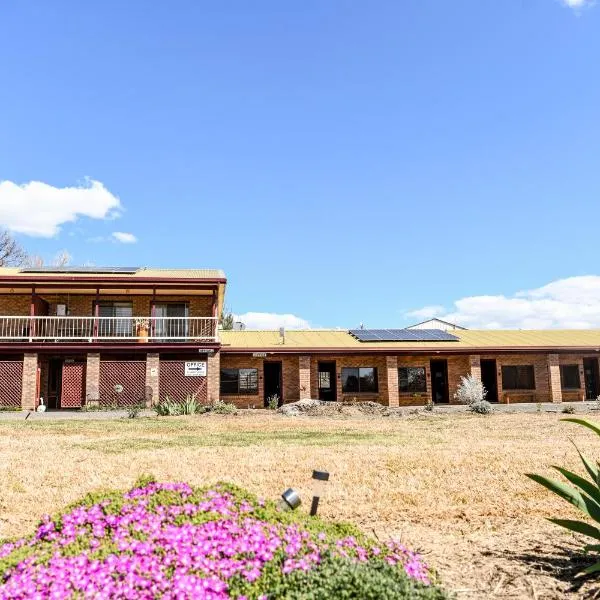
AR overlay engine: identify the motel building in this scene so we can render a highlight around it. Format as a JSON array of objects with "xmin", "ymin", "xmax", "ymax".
[{"xmin": 0, "ymin": 266, "xmax": 600, "ymax": 410}]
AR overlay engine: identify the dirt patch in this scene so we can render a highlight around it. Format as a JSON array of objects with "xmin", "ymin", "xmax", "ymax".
[{"xmin": 278, "ymin": 399, "xmax": 405, "ymax": 417}]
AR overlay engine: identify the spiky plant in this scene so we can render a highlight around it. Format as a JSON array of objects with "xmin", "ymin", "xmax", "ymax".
[{"xmin": 527, "ymin": 418, "xmax": 600, "ymax": 576}]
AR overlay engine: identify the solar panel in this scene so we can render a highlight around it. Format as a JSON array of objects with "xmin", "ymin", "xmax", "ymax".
[
  {"xmin": 349, "ymin": 329, "xmax": 459, "ymax": 342},
  {"xmin": 19, "ymin": 266, "xmax": 140, "ymax": 274}
]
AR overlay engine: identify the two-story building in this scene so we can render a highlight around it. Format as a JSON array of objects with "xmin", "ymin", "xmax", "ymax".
[
  {"xmin": 1, "ymin": 265, "xmax": 600, "ymax": 410},
  {"xmin": 0, "ymin": 266, "xmax": 225, "ymax": 409}
]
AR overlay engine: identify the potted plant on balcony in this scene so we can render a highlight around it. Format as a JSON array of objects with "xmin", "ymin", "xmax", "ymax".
[{"xmin": 135, "ymin": 318, "xmax": 150, "ymax": 343}]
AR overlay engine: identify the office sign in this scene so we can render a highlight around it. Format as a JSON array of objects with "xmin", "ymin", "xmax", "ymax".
[{"xmin": 185, "ymin": 361, "xmax": 207, "ymax": 377}]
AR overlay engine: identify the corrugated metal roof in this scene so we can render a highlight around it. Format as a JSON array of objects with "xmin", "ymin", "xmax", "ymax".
[
  {"xmin": 0, "ymin": 267, "xmax": 226, "ymax": 280},
  {"xmin": 220, "ymin": 329, "xmax": 600, "ymax": 350}
]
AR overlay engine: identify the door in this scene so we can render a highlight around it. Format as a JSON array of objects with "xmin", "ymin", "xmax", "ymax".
[
  {"xmin": 48, "ymin": 359, "xmax": 62, "ymax": 409},
  {"xmin": 318, "ymin": 362, "xmax": 336, "ymax": 401},
  {"xmin": 480, "ymin": 359, "xmax": 498, "ymax": 402},
  {"xmin": 61, "ymin": 361, "xmax": 86, "ymax": 408},
  {"xmin": 264, "ymin": 362, "xmax": 282, "ymax": 406},
  {"xmin": 584, "ymin": 358, "xmax": 600, "ymax": 400},
  {"xmin": 430, "ymin": 359, "xmax": 449, "ymax": 404},
  {"xmin": 154, "ymin": 303, "xmax": 188, "ymax": 340}
]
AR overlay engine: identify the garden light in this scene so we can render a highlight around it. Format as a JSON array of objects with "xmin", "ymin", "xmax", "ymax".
[
  {"xmin": 309, "ymin": 470, "xmax": 330, "ymax": 516},
  {"xmin": 277, "ymin": 488, "xmax": 301, "ymax": 512}
]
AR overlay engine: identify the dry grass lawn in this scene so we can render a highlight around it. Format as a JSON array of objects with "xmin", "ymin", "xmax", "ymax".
[{"xmin": 1, "ymin": 410, "xmax": 599, "ymax": 598}]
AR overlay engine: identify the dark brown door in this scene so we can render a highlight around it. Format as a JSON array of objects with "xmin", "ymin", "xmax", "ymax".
[
  {"xmin": 584, "ymin": 358, "xmax": 600, "ymax": 400},
  {"xmin": 481, "ymin": 359, "xmax": 498, "ymax": 402},
  {"xmin": 61, "ymin": 361, "xmax": 86, "ymax": 408},
  {"xmin": 430, "ymin": 359, "xmax": 449, "ymax": 404},
  {"xmin": 264, "ymin": 362, "xmax": 282, "ymax": 406},
  {"xmin": 48, "ymin": 359, "xmax": 62, "ymax": 409},
  {"xmin": 318, "ymin": 362, "xmax": 336, "ymax": 401}
]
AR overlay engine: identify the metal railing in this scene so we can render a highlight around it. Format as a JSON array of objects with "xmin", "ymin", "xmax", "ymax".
[{"xmin": 0, "ymin": 316, "xmax": 219, "ymax": 342}]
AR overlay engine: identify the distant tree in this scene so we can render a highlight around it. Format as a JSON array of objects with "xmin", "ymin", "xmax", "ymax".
[
  {"xmin": 24, "ymin": 249, "xmax": 72, "ymax": 268},
  {"xmin": 0, "ymin": 230, "xmax": 27, "ymax": 267},
  {"xmin": 221, "ymin": 310, "xmax": 235, "ymax": 330}
]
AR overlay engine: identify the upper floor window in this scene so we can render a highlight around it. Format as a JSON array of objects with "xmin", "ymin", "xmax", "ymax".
[
  {"xmin": 560, "ymin": 364, "xmax": 581, "ymax": 390},
  {"xmin": 95, "ymin": 301, "xmax": 133, "ymax": 337},
  {"xmin": 399, "ymin": 367, "xmax": 426, "ymax": 393},
  {"xmin": 341, "ymin": 367, "xmax": 378, "ymax": 393},
  {"xmin": 501, "ymin": 365, "xmax": 535, "ymax": 390},
  {"xmin": 220, "ymin": 368, "xmax": 259, "ymax": 395}
]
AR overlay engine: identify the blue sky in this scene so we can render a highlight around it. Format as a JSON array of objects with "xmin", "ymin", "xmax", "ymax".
[{"xmin": 1, "ymin": 0, "xmax": 600, "ymax": 329}]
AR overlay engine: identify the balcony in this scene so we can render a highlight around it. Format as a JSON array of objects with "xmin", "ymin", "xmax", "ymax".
[{"xmin": 0, "ymin": 316, "xmax": 219, "ymax": 343}]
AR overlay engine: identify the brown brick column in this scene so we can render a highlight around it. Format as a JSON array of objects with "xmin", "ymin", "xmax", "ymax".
[
  {"xmin": 207, "ymin": 351, "xmax": 220, "ymax": 403},
  {"xmin": 145, "ymin": 353, "xmax": 160, "ymax": 406},
  {"xmin": 21, "ymin": 353, "xmax": 38, "ymax": 410},
  {"xmin": 85, "ymin": 353, "xmax": 100, "ymax": 405},
  {"xmin": 548, "ymin": 354, "xmax": 562, "ymax": 403},
  {"xmin": 299, "ymin": 355, "xmax": 311, "ymax": 399},
  {"xmin": 386, "ymin": 356, "xmax": 399, "ymax": 407},
  {"xmin": 469, "ymin": 355, "xmax": 481, "ymax": 381}
]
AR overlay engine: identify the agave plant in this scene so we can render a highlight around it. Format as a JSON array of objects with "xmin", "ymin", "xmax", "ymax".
[{"xmin": 527, "ymin": 418, "xmax": 600, "ymax": 576}]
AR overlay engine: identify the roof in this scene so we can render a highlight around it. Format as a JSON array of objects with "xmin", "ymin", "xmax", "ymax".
[
  {"xmin": 407, "ymin": 318, "xmax": 467, "ymax": 330},
  {"xmin": 0, "ymin": 267, "xmax": 226, "ymax": 280},
  {"xmin": 220, "ymin": 329, "xmax": 600, "ymax": 352}
]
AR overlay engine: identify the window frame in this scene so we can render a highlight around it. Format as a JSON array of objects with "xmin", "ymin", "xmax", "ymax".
[
  {"xmin": 501, "ymin": 365, "xmax": 536, "ymax": 390},
  {"xmin": 560, "ymin": 364, "xmax": 581, "ymax": 390},
  {"xmin": 341, "ymin": 367, "xmax": 379, "ymax": 394},
  {"xmin": 398, "ymin": 366, "xmax": 427, "ymax": 393},
  {"xmin": 219, "ymin": 368, "xmax": 259, "ymax": 395}
]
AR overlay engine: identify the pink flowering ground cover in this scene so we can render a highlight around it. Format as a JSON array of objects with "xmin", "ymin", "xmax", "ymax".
[{"xmin": 0, "ymin": 478, "xmax": 448, "ymax": 599}]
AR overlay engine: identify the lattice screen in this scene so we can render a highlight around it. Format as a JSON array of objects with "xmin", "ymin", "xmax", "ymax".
[
  {"xmin": 61, "ymin": 362, "xmax": 86, "ymax": 408},
  {"xmin": 99, "ymin": 360, "xmax": 147, "ymax": 406},
  {"xmin": 0, "ymin": 361, "xmax": 23, "ymax": 408},
  {"xmin": 159, "ymin": 360, "xmax": 207, "ymax": 403}
]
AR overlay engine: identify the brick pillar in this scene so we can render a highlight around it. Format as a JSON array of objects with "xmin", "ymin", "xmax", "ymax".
[
  {"xmin": 385, "ymin": 356, "xmax": 399, "ymax": 407},
  {"xmin": 85, "ymin": 353, "xmax": 100, "ymax": 405},
  {"xmin": 469, "ymin": 355, "xmax": 481, "ymax": 381},
  {"xmin": 145, "ymin": 353, "xmax": 160, "ymax": 406},
  {"xmin": 548, "ymin": 354, "xmax": 562, "ymax": 403},
  {"xmin": 299, "ymin": 355, "xmax": 311, "ymax": 399},
  {"xmin": 207, "ymin": 351, "xmax": 220, "ymax": 403},
  {"xmin": 21, "ymin": 353, "xmax": 38, "ymax": 410}
]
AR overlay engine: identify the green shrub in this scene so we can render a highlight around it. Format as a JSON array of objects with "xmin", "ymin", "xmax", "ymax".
[
  {"xmin": 210, "ymin": 399, "xmax": 238, "ymax": 414},
  {"xmin": 562, "ymin": 405, "xmax": 576, "ymax": 414},
  {"xmin": 126, "ymin": 403, "xmax": 144, "ymax": 419},
  {"xmin": 469, "ymin": 400, "xmax": 493, "ymax": 415},
  {"xmin": 266, "ymin": 394, "xmax": 280, "ymax": 410},
  {"xmin": 271, "ymin": 555, "xmax": 449, "ymax": 599},
  {"xmin": 154, "ymin": 397, "xmax": 182, "ymax": 416},
  {"xmin": 527, "ymin": 418, "xmax": 600, "ymax": 576}
]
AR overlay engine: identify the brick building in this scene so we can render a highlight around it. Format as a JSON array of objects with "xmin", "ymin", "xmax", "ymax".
[{"xmin": 0, "ymin": 266, "xmax": 599, "ymax": 409}]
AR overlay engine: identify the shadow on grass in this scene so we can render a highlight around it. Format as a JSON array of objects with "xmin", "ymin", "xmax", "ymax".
[{"xmin": 483, "ymin": 541, "xmax": 600, "ymax": 598}]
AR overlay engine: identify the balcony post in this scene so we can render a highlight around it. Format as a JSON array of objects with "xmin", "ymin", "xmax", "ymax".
[
  {"xmin": 93, "ymin": 288, "xmax": 99, "ymax": 341},
  {"xmin": 150, "ymin": 288, "xmax": 156, "ymax": 339},
  {"xmin": 212, "ymin": 290, "xmax": 219, "ymax": 342},
  {"xmin": 29, "ymin": 288, "xmax": 36, "ymax": 341}
]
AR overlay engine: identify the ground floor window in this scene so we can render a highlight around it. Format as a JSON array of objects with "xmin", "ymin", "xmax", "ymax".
[
  {"xmin": 220, "ymin": 368, "xmax": 259, "ymax": 395},
  {"xmin": 341, "ymin": 367, "xmax": 378, "ymax": 393},
  {"xmin": 560, "ymin": 364, "xmax": 581, "ymax": 390},
  {"xmin": 399, "ymin": 367, "xmax": 426, "ymax": 393},
  {"xmin": 501, "ymin": 365, "xmax": 535, "ymax": 390}
]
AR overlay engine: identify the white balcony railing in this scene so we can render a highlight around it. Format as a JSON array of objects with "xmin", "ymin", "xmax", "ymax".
[{"xmin": 0, "ymin": 316, "xmax": 219, "ymax": 343}]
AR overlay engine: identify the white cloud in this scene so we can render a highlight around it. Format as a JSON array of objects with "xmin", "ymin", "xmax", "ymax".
[
  {"xmin": 561, "ymin": 0, "xmax": 594, "ymax": 10},
  {"xmin": 112, "ymin": 232, "xmax": 137, "ymax": 244},
  {"xmin": 235, "ymin": 312, "xmax": 311, "ymax": 330},
  {"xmin": 0, "ymin": 178, "xmax": 121, "ymax": 237},
  {"xmin": 407, "ymin": 276, "xmax": 600, "ymax": 329},
  {"xmin": 405, "ymin": 305, "xmax": 445, "ymax": 320}
]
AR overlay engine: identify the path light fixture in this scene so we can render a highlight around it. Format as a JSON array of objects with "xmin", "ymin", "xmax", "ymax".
[
  {"xmin": 309, "ymin": 470, "xmax": 330, "ymax": 516},
  {"xmin": 277, "ymin": 488, "xmax": 301, "ymax": 512}
]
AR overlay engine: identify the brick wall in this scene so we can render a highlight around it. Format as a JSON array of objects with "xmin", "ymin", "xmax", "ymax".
[
  {"xmin": 146, "ymin": 353, "xmax": 160, "ymax": 405},
  {"xmin": 21, "ymin": 353, "xmax": 38, "ymax": 409},
  {"xmin": 207, "ymin": 352, "xmax": 220, "ymax": 404},
  {"xmin": 299, "ymin": 355, "xmax": 311, "ymax": 399},
  {"xmin": 85, "ymin": 353, "xmax": 101, "ymax": 403},
  {"xmin": 0, "ymin": 294, "xmax": 213, "ymax": 317}
]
